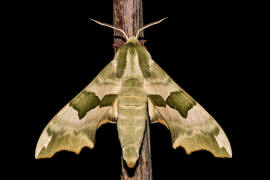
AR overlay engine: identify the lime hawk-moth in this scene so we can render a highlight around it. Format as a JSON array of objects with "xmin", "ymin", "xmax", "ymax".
[{"xmin": 35, "ymin": 18, "xmax": 232, "ymax": 168}]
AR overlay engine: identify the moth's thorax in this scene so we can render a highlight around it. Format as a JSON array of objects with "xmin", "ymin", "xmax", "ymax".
[
  {"xmin": 122, "ymin": 46, "xmax": 144, "ymax": 82},
  {"xmin": 115, "ymin": 37, "xmax": 152, "ymax": 81}
]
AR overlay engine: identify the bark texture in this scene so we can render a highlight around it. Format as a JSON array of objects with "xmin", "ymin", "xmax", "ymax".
[{"xmin": 113, "ymin": 0, "xmax": 144, "ymax": 47}]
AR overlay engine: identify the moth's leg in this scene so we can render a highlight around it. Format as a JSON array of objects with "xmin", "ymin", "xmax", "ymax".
[
  {"xmin": 139, "ymin": 39, "xmax": 147, "ymax": 48},
  {"xmin": 112, "ymin": 43, "xmax": 120, "ymax": 50}
]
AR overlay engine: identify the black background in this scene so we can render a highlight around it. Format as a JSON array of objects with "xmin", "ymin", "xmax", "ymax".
[{"xmin": 6, "ymin": 0, "xmax": 259, "ymax": 179}]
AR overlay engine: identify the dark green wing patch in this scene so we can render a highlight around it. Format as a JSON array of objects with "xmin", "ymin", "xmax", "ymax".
[
  {"xmin": 115, "ymin": 43, "xmax": 151, "ymax": 78},
  {"xmin": 166, "ymin": 91, "xmax": 196, "ymax": 118},
  {"xmin": 70, "ymin": 91, "xmax": 100, "ymax": 119},
  {"xmin": 100, "ymin": 94, "xmax": 118, "ymax": 107},
  {"xmin": 148, "ymin": 94, "xmax": 166, "ymax": 107},
  {"xmin": 136, "ymin": 46, "xmax": 151, "ymax": 78},
  {"xmin": 116, "ymin": 45, "xmax": 128, "ymax": 78}
]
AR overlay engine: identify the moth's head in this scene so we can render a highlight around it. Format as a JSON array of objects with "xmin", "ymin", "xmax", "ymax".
[
  {"xmin": 89, "ymin": 17, "xmax": 167, "ymax": 41},
  {"xmin": 125, "ymin": 36, "xmax": 140, "ymax": 45}
]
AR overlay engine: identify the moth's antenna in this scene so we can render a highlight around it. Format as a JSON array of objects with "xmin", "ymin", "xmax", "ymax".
[
  {"xmin": 135, "ymin": 17, "xmax": 168, "ymax": 39},
  {"xmin": 89, "ymin": 18, "xmax": 129, "ymax": 40}
]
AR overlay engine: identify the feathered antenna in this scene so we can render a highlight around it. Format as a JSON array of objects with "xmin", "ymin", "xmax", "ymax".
[
  {"xmin": 89, "ymin": 18, "xmax": 129, "ymax": 40},
  {"xmin": 135, "ymin": 17, "xmax": 168, "ymax": 39}
]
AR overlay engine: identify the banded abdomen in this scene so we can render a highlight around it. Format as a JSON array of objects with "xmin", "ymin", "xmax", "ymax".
[{"xmin": 117, "ymin": 78, "xmax": 147, "ymax": 168}]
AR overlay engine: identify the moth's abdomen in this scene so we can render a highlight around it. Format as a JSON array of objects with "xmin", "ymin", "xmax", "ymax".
[{"xmin": 117, "ymin": 78, "xmax": 147, "ymax": 168}]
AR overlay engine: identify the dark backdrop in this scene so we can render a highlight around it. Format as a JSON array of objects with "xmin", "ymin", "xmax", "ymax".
[{"xmin": 8, "ymin": 0, "xmax": 255, "ymax": 179}]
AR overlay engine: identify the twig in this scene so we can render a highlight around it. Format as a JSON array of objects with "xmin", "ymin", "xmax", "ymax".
[{"xmin": 113, "ymin": 0, "xmax": 153, "ymax": 179}]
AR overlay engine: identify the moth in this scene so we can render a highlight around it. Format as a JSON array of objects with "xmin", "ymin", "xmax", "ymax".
[{"xmin": 35, "ymin": 18, "xmax": 232, "ymax": 168}]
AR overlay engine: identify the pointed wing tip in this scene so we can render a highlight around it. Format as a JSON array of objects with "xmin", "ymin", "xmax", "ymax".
[
  {"xmin": 226, "ymin": 144, "xmax": 233, "ymax": 158},
  {"xmin": 34, "ymin": 154, "xmax": 39, "ymax": 159}
]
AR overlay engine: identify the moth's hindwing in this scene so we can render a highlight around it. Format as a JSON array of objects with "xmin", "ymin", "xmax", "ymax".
[
  {"xmin": 146, "ymin": 60, "xmax": 232, "ymax": 158},
  {"xmin": 35, "ymin": 61, "xmax": 121, "ymax": 159}
]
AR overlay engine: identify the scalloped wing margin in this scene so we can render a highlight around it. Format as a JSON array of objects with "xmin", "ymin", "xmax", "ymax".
[
  {"xmin": 35, "ymin": 60, "xmax": 120, "ymax": 159},
  {"xmin": 145, "ymin": 60, "xmax": 232, "ymax": 158}
]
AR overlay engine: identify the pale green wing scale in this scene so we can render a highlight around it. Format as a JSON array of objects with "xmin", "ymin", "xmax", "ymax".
[
  {"xmin": 145, "ymin": 60, "xmax": 232, "ymax": 158},
  {"xmin": 35, "ymin": 60, "xmax": 121, "ymax": 159}
]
